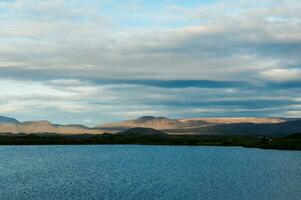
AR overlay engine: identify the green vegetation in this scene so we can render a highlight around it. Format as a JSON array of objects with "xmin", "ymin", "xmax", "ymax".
[{"xmin": 0, "ymin": 133, "xmax": 300, "ymax": 150}]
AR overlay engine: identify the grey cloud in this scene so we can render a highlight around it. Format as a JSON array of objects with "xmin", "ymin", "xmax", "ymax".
[{"xmin": 1, "ymin": 0, "xmax": 301, "ymax": 123}]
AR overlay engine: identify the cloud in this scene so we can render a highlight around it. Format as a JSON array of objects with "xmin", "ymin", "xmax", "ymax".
[
  {"xmin": 260, "ymin": 68, "xmax": 301, "ymax": 82},
  {"xmin": 1, "ymin": 0, "xmax": 300, "ymax": 81},
  {"xmin": 0, "ymin": 78, "xmax": 300, "ymax": 125},
  {"xmin": 0, "ymin": 0, "xmax": 301, "ymax": 123}
]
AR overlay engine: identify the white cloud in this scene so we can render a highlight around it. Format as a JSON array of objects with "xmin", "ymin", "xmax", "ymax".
[
  {"xmin": 83, "ymin": 118, "xmax": 94, "ymax": 125},
  {"xmin": 260, "ymin": 68, "xmax": 301, "ymax": 82},
  {"xmin": 285, "ymin": 110, "xmax": 301, "ymax": 117},
  {"xmin": 0, "ymin": 0, "xmax": 301, "ymax": 123},
  {"xmin": 0, "ymin": 80, "xmax": 73, "ymax": 96},
  {"xmin": 0, "ymin": 0, "xmax": 300, "ymax": 81}
]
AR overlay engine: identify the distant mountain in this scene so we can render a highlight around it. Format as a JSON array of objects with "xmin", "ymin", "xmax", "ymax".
[
  {"xmin": 166, "ymin": 119, "xmax": 301, "ymax": 136},
  {"xmin": 96, "ymin": 116, "xmax": 289, "ymax": 132},
  {"xmin": 0, "ymin": 116, "xmax": 19, "ymax": 124},
  {"xmin": 178, "ymin": 117, "xmax": 286, "ymax": 124},
  {"xmin": 0, "ymin": 119, "xmax": 105, "ymax": 135},
  {"xmin": 97, "ymin": 116, "xmax": 301, "ymax": 136},
  {"xmin": 117, "ymin": 127, "xmax": 167, "ymax": 136},
  {"xmin": 96, "ymin": 116, "xmax": 186, "ymax": 131},
  {"xmin": 0, "ymin": 115, "xmax": 299, "ymax": 136}
]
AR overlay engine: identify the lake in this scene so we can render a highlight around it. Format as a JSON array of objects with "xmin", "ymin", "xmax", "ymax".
[{"xmin": 0, "ymin": 145, "xmax": 300, "ymax": 200}]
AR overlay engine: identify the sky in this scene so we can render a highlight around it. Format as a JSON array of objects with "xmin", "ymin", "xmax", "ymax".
[{"xmin": 0, "ymin": 0, "xmax": 301, "ymax": 126}]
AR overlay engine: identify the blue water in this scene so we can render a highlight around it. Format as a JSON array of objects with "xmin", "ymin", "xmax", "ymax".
[{"xmin": 0, "ymin": 145, "xmax": 300, "ymax": 200}]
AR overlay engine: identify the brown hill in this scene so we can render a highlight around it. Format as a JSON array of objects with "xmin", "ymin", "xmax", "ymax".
[
  {"xmin": 96, "ymin": 116, "xmax": 287, "ymax": 132},
  {"xmin": 179, "ymin": 117, "xmax": 286, "ymax": 124},
  {"xmin": 96, "ymin": 116, "xmax": 298, "ymax": 136},
  {"xmin": 96, "ymin": 116, "xmax": 186, "ymax": 131},
  {"xmin": 166, "ymin": 119, "xmax": 301, "ymax": 136},
  {"xmin": 0, "ymin": 115, "xmax": 297, "ymax": 136},
  {"xmin": 0, "ymin": 120, "xmax": 105, "ymax": 135}
]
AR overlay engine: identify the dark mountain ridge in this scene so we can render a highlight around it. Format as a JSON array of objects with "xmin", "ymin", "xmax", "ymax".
[
  {"xmin": 0, "ymin": 115, "xmax": 300, "ymax": 136},
  {"xmin": 117, "ymin": 127, "xmax": 168, "ymax": 136},
  {"xmin": 0, "ymin": 116, "xmax": 19, "ymax": 124},
  {"xmin": 166, "ymin": 119, "xmax": 301, "ymax": 136}
]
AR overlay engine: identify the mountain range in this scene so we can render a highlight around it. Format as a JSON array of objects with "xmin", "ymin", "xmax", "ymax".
[
  {"xmin": 96, "ymin": 116, "xmax": 187, "ymax": 131},
  {"xmin": 0, "ymin": 115, "xmax": 300, "ymax": 136},
  {"xmin": 0, "ymin": 116, "xmax": 104, "ymax": 135}
]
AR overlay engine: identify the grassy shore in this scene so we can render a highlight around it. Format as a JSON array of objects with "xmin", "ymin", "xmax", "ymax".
[{"xmin": 0, "ymin": 133, "xmax": 300, "ymax": 150}]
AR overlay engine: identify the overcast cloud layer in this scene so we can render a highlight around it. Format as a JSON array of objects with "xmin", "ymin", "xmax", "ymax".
[{"xmin": 0, "ymin": 0, "xmax": 301, "ymax": 125}]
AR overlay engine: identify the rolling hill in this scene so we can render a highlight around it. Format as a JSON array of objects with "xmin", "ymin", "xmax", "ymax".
[
  {"xmin": 179, "ymin": 117, "xmax": 286, "ymax": 124},
  {"xmin": 165, "ymin": 119, "xmax": 301, "ymax": 136},
  {"xmin": 96, "ymin": 116, "xmax": 186, "ymax": 131},
  {"xmin": 0, "ymin": 115, "xmax": 300, "ymax": 136},
  {"xmin": 0, "ymin": 120, "xmax": 105, "ymax": 135},
  {"xmin": 96, "ymin": 116, "xmax": 300, "ymax": 136}
]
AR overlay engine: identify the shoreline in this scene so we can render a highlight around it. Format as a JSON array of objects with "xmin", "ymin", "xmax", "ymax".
[
  {"xmin": 0, "ymin": 134, "xmax": 300, "ymax": 150},
  {"xmin": 0, "ymin": 144, "xmax": 300, "ymax": 151}
]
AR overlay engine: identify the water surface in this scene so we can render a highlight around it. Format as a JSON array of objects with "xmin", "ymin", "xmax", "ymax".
[{"xmin": 0, "ymin": 145, "xmax": 300, "ymax": 200}]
